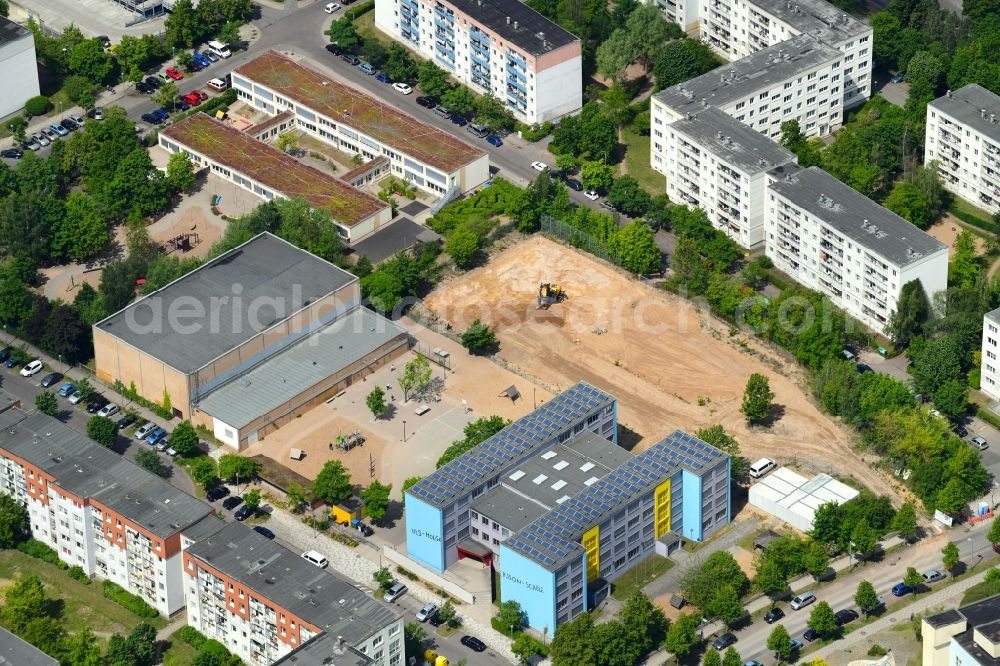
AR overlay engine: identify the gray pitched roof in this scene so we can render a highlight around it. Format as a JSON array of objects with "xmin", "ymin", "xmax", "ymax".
[
  {"xmin": 185, "ymin": 522, "xmax": 399, "ymax": 645},
  {"xmin": 0, "ymin": 627, "xmax": 59, "ymax": 666},
  {"xmin": 670, "ymin": 107, "xmax": 797, "ymax": 173},
  {"xmin": 95, "ymin": 233, "xmax": 357, "ymax": 374},
  {"xmin": 654, "ymin": 33, "xmax": 840, "ymax": 116},
  {"xmin": 195, "ymin": 307, "xmax": 407, "ymax": 429},
  {"xmin": 444, "ymin": 0, "xmax": 578, "ymax": 55},
  {"xmin": 767, "ymin": 166, "xmax": 947, "ymax": 267},
  {"xmin": 0, "ymin": 409, "xmax": 212, "ymax": 539},
  {"xmin": 929, "ymin": 85, "xmax": 1000, "ymax": 143}
]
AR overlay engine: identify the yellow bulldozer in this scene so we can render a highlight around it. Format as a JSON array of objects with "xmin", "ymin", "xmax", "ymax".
[{"xmin": 537, "ymin": 283, "xmax": 566, "ymax": 309}]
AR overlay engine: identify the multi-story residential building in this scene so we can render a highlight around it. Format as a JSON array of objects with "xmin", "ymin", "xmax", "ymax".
[
  {"xmin": 500, "ymin": 430, "xmax": 730, "ymax": 631},
  {"xmin": 652, "ymin": 33, "xmax": 844, "ymax": 140},
  {"xmin": 764, "ymin": 165, "xmax": 948, "ymax": 333},
  {"xmin": 649, "ymin": 0, "xmax": 700, "ymax": 32},
  {"xmin": 0, "ymin": 407, "xmax": 213, "ymax": 616},
  {"xmin": 650, "ymin": 106, "xmax": 797, "ymax": 247},
  {"xmin": 183, "ymin": 522, "xmax": 402, "ymax": 666},
  {"xmin": 980, "ymin": 308, "xmax": 1000, "ymax": 402},
  {"xmin": 922, "ymin": 594, "xmax": 1000, "ymax": 666},
  {"xmin": 925, "ymin": 85, "xmax": 1000, "ymax": 216},
  {"xmin": 374, "ymin": 0, "xmax": 582, "ymax": 123},
  {"xmin": 232, "ymin": 51, "xmax": 489, "ymax": 198},
  {"xmin": 405, "ymin": 382, "xmax": 618, "ymax": 572},
  {"xmin": 0, "ymin": 17, "xmax": 40, "ymax": 118},
  {"xmin": 698, "ymin": 0, "xmax": 871, "ymax": 109}
]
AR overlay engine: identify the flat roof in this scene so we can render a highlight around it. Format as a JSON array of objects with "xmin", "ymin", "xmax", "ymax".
[
  {"xmin": 655, "ymin": 33, "xmax": 840, "ymax": 115},
  {"xmin": 955, "ymin": 628, "xmax": 1000, "ymax": 665},
  {"xmin": 924, "ymin": 608, "xmax": 965, "ymax": 629},
  {"xmin": 0, "ymin": 409, "xmax": 212, "ymax": 539},
  {"xmin": 0, "ymin": 627, "xmax": 59, "ymax": 666},
  {"xmin": 234, "ymin": 51, "xmax": 486, "ymax": 173},
  {"xmin": 505, "ymin": 430, "xmax": 728, "ymax": 571},
  {"xmin": 960, "ymin": 594, "xmax": 1000, "ymax": 629},
  {"xmin": 749, "ymin": 466, "xmax": 858, "ymax": 525},
  {"xmin": 273, "ymin": 634, "xmax": 374, "ymax": 666},
  {"xmin": 350, "ymin": 217, "xmax": 442, "ymax": 264},
  {"xmin": 929, "ymin": 85, "xmax": 1000, "ymax": 143},
  {"xmin": 749, "ymin": 0, "xmax": 869, "ymax": 43},
  {"xmin": 161, "ymin": 114, "xmax": 387, "ymax": 228},
  {"xmin": 767, "ymin": 166, "xmax": 947, "ymax": 267},
  {"xmin": 671, "ymin": 107, "xmax": 797, "ymax": 173},
  {"xmin": 196, "ymin": 307, "xmax": 407, "ymax": 428},
  {"xmin": 0, "ymin": 16, "xmax": 31, "ymax": 45},
  {"xmin": 186, "ymin": 522, "xmax": 400, "ymax": 644},
  {"xmin": 986, "ymin": 307, "xmax": 1000, "ymax": 328},
  {"xmin": 442, "ymin": 0, "xmax": 577, "ymax": 55},
  {"xmin": 408, "ymin": 383, "xmax": 616, "ymax": 509},
  {"xmin": 96, "ymin": 232, "xmax": 357, "ymax": 374}
]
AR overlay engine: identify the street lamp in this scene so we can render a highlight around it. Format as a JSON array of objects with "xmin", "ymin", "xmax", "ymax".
[
  {"xmin": 509, "ymin": 624, "xmax": 514, "ymax": 640},
  {"xmin": 402, "ymin": 420, "xmax": 407, "ymax": 442}
]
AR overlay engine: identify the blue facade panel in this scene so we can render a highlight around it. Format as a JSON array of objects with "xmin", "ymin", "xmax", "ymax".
[
  {"xmin": 681, "ymin": 470, "xmax": 703, "ymax": 541},
  {"xmin": 499, "ymin": 545, "xmax": 558, "ymax": 633},
  {"xmin": 404, "ymin": 495, "xmax": 446, "ymax": 572}
]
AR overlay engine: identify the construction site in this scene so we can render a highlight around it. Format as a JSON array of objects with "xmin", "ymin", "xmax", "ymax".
[{"xmin": 423, "ymin": 236, "xmax": 896, "ymax": 499}]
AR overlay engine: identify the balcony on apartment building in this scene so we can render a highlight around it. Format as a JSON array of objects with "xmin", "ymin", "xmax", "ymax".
[
  {"xmin": 862, "ymin": 304, "xmax": 888, "ymax": 324},
  {"xmin": 775, "ymin": 248, "xmax": 800, "ymax": 270}
]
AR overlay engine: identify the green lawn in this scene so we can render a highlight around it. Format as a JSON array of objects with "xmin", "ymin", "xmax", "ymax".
[
  {"xmin": 354, "ymin": 11, "xmax": 392, "ymax": 47},
  {"xmin": 160, "ymin": 629, "xmax": 201, "ymax": 666},
  {"xmin": 620, "ymin": 128, "xmax": 663, "ymax": 196},
  {"xmin": 0, "ymin": 550, "xmax": 168, "ymax": 635},
  {"xmin": 951, "ymin": 197, "xmax": 995, "ymax": 225},
  {"xmin": 610, "ymin": 555, "xmax": 674, "ymax": 601}
]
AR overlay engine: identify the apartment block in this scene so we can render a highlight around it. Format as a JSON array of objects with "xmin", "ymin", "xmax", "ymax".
[
  {"xmin": 374, "ymin": 0, "xmax": 582, "ymax": 123},
  {"xmin": 922, "ymin": 594, "xmax": 1000, "ymax": 666},
  {"xmin": 765, "ymin": 165, "xmax": 948, "ymax": 333},
  {"xmin": 183, "ymin": 522, "xmax": 402, "ymax": 666},
  {"xmin": 232, "ymin": 51, "xmax": 489, "ymax": 198},
  {"xmin": 652, "ymin": 33, "xmax": 844, "ymax": 140},
  {"xmin": 649, "ymin": 0, "xmax": 700, "ymax": 31},
  {"xmin": 650, "ymin": 106, "xmax": 797, "ymax": 247},
  {"xmin": 981, "ymin": 309, "xmax": 1000, "ymax": 402},
  {"xmin": 699, "ymin": 0, "xmax": 871, "ymax": 109},
  {"xmin": 925, "ymin": 85, "xmax": 1000, "ymax": 216},
  {"xmin": 0, "ymin": 407, "xmax": 213, "ymax": 616}
]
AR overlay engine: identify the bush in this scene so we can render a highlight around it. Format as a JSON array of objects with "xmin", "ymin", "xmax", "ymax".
[
  {"xmin": 345, "ymin": 0, "xmax": 375, "ymax": 19},
  {"xmin": 17, "ymin": 539, "xmax": 66, "ymax": 569},
  {"xmin": 176, "ymin": 625, "xmax": 209, "ymax": 649},
  {"xmin": 868, "ymin": 644, "xmax": 888, "ymax": 657},
  {"xmin": 68, "ymin": 565, "xmax": 91, "ymax": 584},
  {"xmin": 519, "ymin": 121, "xmax": 553, "ymax": 142},
  {"xmin": 112, "ymin": 380, "xmax": 174, "ymax": 421},
  {"xmin": 102, "ymin": 580, "xmax": 160, "ymax": 619},
  {"xmin": 24, "ymin": 95, "xmax": 50, "ymax": 116}
]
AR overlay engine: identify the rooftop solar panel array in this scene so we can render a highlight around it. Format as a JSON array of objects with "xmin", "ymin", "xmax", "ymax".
[
  {"xmin": 407, "ymin": 382, "xmax": 614, "ymax": 508},
  {"xmin": 504, "ymin": 430, "xmax": 726, "ymax": 570}
]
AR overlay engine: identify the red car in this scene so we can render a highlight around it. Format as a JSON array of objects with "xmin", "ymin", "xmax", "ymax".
[
  {"xmin": 165, "ymin": 67, "xmax": 184, "ymax": 80},
  {"xmin": 181, "ymin": 91, "xmax": 205, "ymax": 106},
  {"xmin": 189, "ymin": 90, "xmax": 208, "ymax": 102}
]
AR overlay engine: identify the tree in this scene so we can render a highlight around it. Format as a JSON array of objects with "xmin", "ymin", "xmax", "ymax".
[
  {"xmin": 0, "ymin": 493, "xmax": 29, "ymax": 548},
  {"xmin": 62, "ymin": 630, "xmax": 103, "ymax": 666},
  {"xmin": 665, "ymin": 612, "xmax": 701, "ymax": 659},
  {"xmin": 153, "ymin": 80, "xmax": 179, "ymax": 110},
  {"xmin": 608, "ymin": 175, "xmax": 652, "ymax": 217},
  {"xmin": 1, "ymin": 574, "xmax": 45, "ymax": 632},
  {"xmin": 556, "ymin": 153, "xmax": 579, "ymax": 174},
  {"xmin": 936, "ymin": 476, "xmax": 973, "ymax": 515},
  {"xmin": 512, "ymin": 632, "xmax": 547, "ymax": 664},
  {"xmin": 275, "ymin": 131, "xmax": 299, "ymax": 154},
  {"xmin": 373, "ymin": 566, "xmax": 392, "ymax": 589},
  {"xmin": 942, "ymin": 541, "xmax": 961, "ymax": 571},
  {"xmin": 887, "ymin": 280, "xmax": 929, "ymax": 349},
  {"xmin": 755, "ymin": 558, "xmax": 788, "ymax": 597},
  {"xmin": 620, "ymin": 589, "xmax": 668, "ymax": 652},
  {"xmin": 696, "ymin": 425, "xmax": 743, "ymax": 479},
  {"xmin": 438, "ymin": 599, "xmax": 460, "ymax": 628},
  {"xmin": 461, "ymin": 319, "xmax": 498, "ymax": 354},
  {"xmin": 129, "ymin": 622, "xmax": 158, "ymax": 666},
  {"xmin": 550, "ymin": 613, "xmax": 596, "ymax": 665},
  {"xmin": 445, "ymin": 226, "xmax": 480, "ymax": 267},
  {"xmin": 652, "ymin": 38, "xmax": 720, "ymax": 88},
  {"xmin": 87, "ymin": 415, "xmax": 117, "ymax": 448},
  {"xmin": 855, "ymin": 580, "xmax": 880, "ymax": 614},
  {"xmin": 166, "ymin": 151, "xmax": 196, "ymax": 193},
  {"xmin": 34, "ymin": 390, "xmax": 57, "ymax": 416},
  {"xmin": 475, "ymin": 94, "xmax": 516, "ymax": 131},
  {"xmin": 165, "ymin": 0, "xmax": 200, "ymax": 48},
  {"xmin": 933, "ymin": 379, "xmax": 968, "ymax": 422},
  {"xmin": 741, "ymin": 373, "xmax": 774, "ymax": 425},
  {"xmin": 441, "ymin": 87, "xmax": 476, "ymax": 116},
  {"xmin": 242, "ymin": 488, "xmax": 261, "ymax": 511},
  {"xmin": 807, "ymin": 601, "xmax": 838, "ymax": 636},
  {"xmin": 401, "ymin": 476, "xmax": 422, "ymax": 498},
  {"xmin": 361, "ymin": 271, "xmax": 404, "ymax": 313},
  {"xmin": 164, "ymin": 420, "xmax": 196, "ymax": 457},
  {"xmin": 596, "ymin": 29, "xmax": 635, "ymax": 82},
  {"xmin": 68, "ymin": 38, "xmax": 114, "ymax": 84},
  {"xmin": 707, "ymin": 584, "xmax": 745, "ymax": 624},
  {"xmin": 360, "ymin": 480, "xmax": 392, "ymax": 522},
  {"xmin": 312, "ymin": 460, "xmax": 353, "ymax": 505},
  {"xmin": 580, "ymin": 161, "xmax": 615, "ymax": 192},
  {"xmin": 217, "ymin": 454, "xmax": 261, "ymax": 484},
  {"xmin": 950, "ymin": 229, "xmax": 982, "ymax": 289},
  {"xmin": 286, "ymin": 482, "xmax": 311, "ymax": 513},
  {"xmin": 803, "ymin": 540, "xmax": 830, "ymax": 578},
  {"xmin": 404, "ymin": 623, "xmax": 428, "ymax": 662},
  {"xmin": 191, "ymin": 458, "xmax": 218, "ymax": 488},
  {"xmin": 767, "ymin": 624, "xmax": 792, "ymax": 661},
  {"xmin": 703, "ymin": 649, "xmax": 722, "ymax": 666},
  {"xmin": 617, "ymin": 221, "xmax": 661, "ymax": 274},
  {"xmin": 885, "ymin": 181, "xmax": 933, "ymax": 229},
  {"xmin": 892, "ymin": 502, "xmax": 918, "ymax": 540},
  {"xmin": 366, "ymin": 386, "xmax": 388, "ymax": 420},
  {"xmin": 53, "ymin": 193, "xmax": 111, "ymax": 262},
  {"xmin": 218, "ymin": 20, "xmax": 242, "ymax": 48},
  {"xmin": 382, "ymin": 43, "xmax": 418, "ymax": 82},
  {"xmin": 417, "ymin": 60, "xmax": 451, "ymax": 98},
  {"xmin": 851, "ymin": 518, "xmax": 878, "ymax": 557},
  {"xmin": 495, "ymin": 600, "xmax": 527, "ymax": 633},
  {"xmin": 989, "ymin": 516, "xmax": 1000, "ymax": 547},
  {"xmin": 135, "ymin": 449, "xmax": 165, "ymax": 476},
  {"xmin": 903, "ymin": 566, "xmax": 923, "ymax": 592},
  {"xmin": 398, "ymin": 355, "xmax": 432, "ymax": 402},
  {"xmin": 722, "ymin": 647, "xmax": 743, "ymax": 666}
]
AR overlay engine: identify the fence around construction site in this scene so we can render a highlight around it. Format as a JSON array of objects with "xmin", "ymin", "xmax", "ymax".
[{"xmin": 540, "ymin": 214, "xmax": 621, "ymax": 266}]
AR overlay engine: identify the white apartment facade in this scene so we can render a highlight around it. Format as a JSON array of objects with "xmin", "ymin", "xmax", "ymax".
[
  {"xmin": 651, "ymin": 106, "xmax": 797, "ymax": 247},
  {"xmin": 925, "ymin": 85, "xmax": 1000, "ymax": 216},
  {"xmin": 981, "ymin": 309, "xmax": 1000, "ymax": 402},
  {"xmin": 0, "ymin": 409, "xmax": 212, "ymax": 616},
  {"xmin": 183, "ymin": 522, "xmax": 403, "ymax": 666},
  {"xmin": 652, "ymin": 33, "xmax": 844, "ymax": 141},
  {"xmin": 765, "ymin": 166, "xmax": 948, "ymax": 333},
  {"xmin": 0, "ymin": 17, "xmax": 40, "ymax": 118},
  {"xmin": 374, "ymin": 0, "xmax": 582, "ymax": 123},
  {"xmin": 233, "ymin": 51, "xmax": 489, "ymax": 198}
]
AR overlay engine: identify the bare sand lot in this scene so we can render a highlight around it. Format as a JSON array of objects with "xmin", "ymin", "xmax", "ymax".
[{"xmin": 424, "ymin": 236, "xmax": 894, "ymax": 497}]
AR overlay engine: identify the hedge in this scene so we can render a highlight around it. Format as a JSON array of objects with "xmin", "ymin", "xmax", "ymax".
[
  {"xmin": 102, "ymin": 580, "xmax": 160, "ymax": 619},
  {"xmin": 176, "ymin": 625, "xmax": 208, "ymax": 648},
  {"xmin": 17, "ymin": 539, "xmax": 67, "ymax": 569},
  {"xmin": 345, "ymin": 0, "xmax": 375, "ymax": 19},
  {"xmin": 949, "ymin": 204, "xmax": 999, "ymax": 236},
  {"xmin": 24, "ymin": 95, "xmax": 50, "ymax": 116},
  {"xmin": 68, "ymin": 565, "xmax": 91, "ymax": 584}
]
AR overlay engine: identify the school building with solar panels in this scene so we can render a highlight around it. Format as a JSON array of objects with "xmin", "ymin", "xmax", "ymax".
[{"xmin": 403, "ymin": 383, "xmax": 731, "ymax": 632}]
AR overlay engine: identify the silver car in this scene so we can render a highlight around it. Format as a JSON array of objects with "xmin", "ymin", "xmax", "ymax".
[
  {"xmin": 135, "ymin": 422, "xmax": 156, "ymax": 440},
  {"xmin": 923, "ymin": 569, "xmax": 946, "ymax": 584},
  {"xmin": 971, "ymin": 436, "xmax": 989, "ymax": 451}
]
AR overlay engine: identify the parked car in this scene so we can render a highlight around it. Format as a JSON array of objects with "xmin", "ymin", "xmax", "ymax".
[
  {"xmin": 173, "ymin": 99, "xmax": 190, "ymax": 112},
  {"xmin": 49, "ymin": 123, "xmax": 69, "ymax": 137},
  {"xmin": 923, "ymin": 570, "xmax": 946, "ymax": 584},
  {"xmin": 450, "ymin": 114, "xmax": 467, "ymax": 126},
  {"xmin": 222, "ymin": 496, "xmax": 243, "ymax": 510},
  {"xmin": 416, "ymin": 95, "xmax": 436, "ymax": 108},
  {"xmin": 325, "ymin": 1, "xmax": 341, "ymax": 11},
  {"xmin": 204, "ymin": 49, "xmax": 220, "ymax": 62},
  {"xmin": 341, "ymin": 53, "xmax": 360, "ymax": 65},
  {"xmin": 97, "ymin": 403, "xmax": 119, "ymax": 418},
  {"xmin": 712, "ymin": 633, "xmax": 737, "ymax": 650},
  {"xmin": 416, "ymin": 602, "xmax": 438, "ymax": 622},
  {"xmin": 145, "ymin": 76, "xmax": 163, "ymax": 89},
  {"xmin": 135, "ymin": 422, "xmax": 157, "ymax": 440},
  {"xmin": 206, "ymin": 485, "xmax": 230, "ymax": 502},
  {"xmin": 181, "ymin": 92, "xmax": 204, "ymax": 106},
  {"xmin": 92, "ymin": 107, "xmax": 104, "ymax": 120},
  {"xmin": 86, "ymin": 398, "xmax": 107, "ymax": 414},
  {"xmin": 207, "ymin": 77, "xmax": 228, "ymax": 91},
  {"xmin": 803, "ymin": 628, "xmax": 819, "ymax": 642},
  {"xmin": 57, "ymin": 382, "xmax": 76, "ymax": 397},
  {"xmin": 70, "ymin": 114, "xmax": 85, "ymax": 126},
  {"xmin": 156, "ymin": 438, "xmax": 171, "ymax": 452},
  {"xmin": 743, "ymin": 661, "xmax": 764, "ymax": 666},
  {"xmin": 790, "ymin": 639, "xmax": 804, "ymax": 652},
  {"xmin": 433, "ymin": 105, "xmax": 451, "ymax": 118},
  {"xmin": 356, "ymin": 522, "xmax": 374, "ymax": 537},
  {"xmin": 61, "ymin": 118, "xmax": 78, "ymax": 131},
  {"xmin": 890, "ymin": 71, "xmax": 906, "ymax": 83},
  {"xmin": 0, "ymin": 348, "xmax": 9, "ymax": 364},
  {"xmin": 186, "ymin": 61, "xmax": 203, "ymax": 73},
  {"xmin": 116, "ymin": 414, "xmax": 136, "ymax": 429},
  {"xmin": 460, "ymin": 636, "xmax": 486, "ymax": 652},
  {"xmin": 301, "ymin": 550, "xmax": 329, "ymax": 567},
  {"xmin": 20, "ymin": 360, "xmax": 43, "ymax": 377},
  {"xmin": 31, "ymin": 132, "xmax": 50, "ymax": 147},
  {"xmin": 38, "ymin": 372, "xmax": 61, "ymax": 388},
  {"xmin": 375, "ymin": 72, "xmax": 391, "ymax": 83},
  {"xmin": 486, "ymin": 134, "xmax": 503, "ymax": 147},
  {"xmin": 392, "ymin": 82, "xmax": 413, "ymax": 94},
  {"xmin": 136, "ymin": 81, "xmax": 152, "ymax": 94},
  {"xmin": 234, "ymin": 505, "xmax": 254, "ymax": 521},
  {"xmin": 834, "ymin": 609, "xmax": 859, "ymax": 626},
  {"xmin": 955, "ymin": 424, "xmax": 969, "ymax": 437},
  {"xmin": 763, "ymin": 607, "xmax": 785, "ymax": 624},
  {"xmin": 146, "ymin": 427, "xmax": 167, "ymax": 445},
  {"xmin": 42, "ymin": 128, "xmax": 58, "ymax": 141},
  {"xmin": 383, "ymin": 581, "xmax": 407, "ymax": 602},
  {"xmin": 790, "ymin": 592, "xmax": 816, "ymax": 610},
  {"xmin": 193, "ymin": 52, "xmax": 211, "ymax": 68},
  {"xmin": 4, "ymin": 356, "xmax": 20, "ymax": 368},
  {"xmin": 971, "ymin": 436, "xmax": 989, "ymax": 451},
  {"xmin": 566, "ymin": 178, "xmax": 583, "ymax": 192},
  {"xmin": 165, "ymin": 67, "xmax": 184, "ymax": 80},
  {"xmin": 20, "ymin": 139, "xmax": 39, "ymax": 152},
  {"xmin": 531, "ymin": 161, "xmax": 548, "ymax": 171},
  {"xmin": 857, "ymin": 363, "xmax": 874, "ymax": 373},
  {"xmin": 68, "ymin": 391, "xmax": 86, "ymax": 405},
  {"xmin": 141, "ymin": 112, "xmax": 162, "ymax": 124},
  {"xmin": 325, "ymin": 43, "xmax": 344, "ymax": 56},
  {"xmin": 253, "ymin": 526, "xmax": 275, "ymax": 539}
]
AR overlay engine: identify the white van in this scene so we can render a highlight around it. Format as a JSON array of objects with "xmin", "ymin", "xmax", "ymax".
[
  {"xmin": 748, "ymin": 457, "xmax": 776, "ymax": 479},
  {"xmin": 207, "ymin": 40, "xmax": 231, "ymax": 59},
  {"xmin": 301, "ymin": 550, "xmax": 328, "ymax": 568}
]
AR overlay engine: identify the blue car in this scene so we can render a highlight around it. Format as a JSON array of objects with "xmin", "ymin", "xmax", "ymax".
[
  {"xmin": 193, "ymin": 52, "xmax": 211, "ymax": 67},
  {"xmin": 891, "ymin": 582, "xmax": 914, "ymax": 597},
  {"xmin": 486, "ymin": 134, "xmax": 503, "ymax": 147},
  {"xmin": 146, "ymin": 427, "xmax": 167, "ymax": 445},
  {"xmin": 374, "ymin": 72, "xmax": 390, "ymax": 83},
  {"xmin": 49, "ymin": 123, "xmax": 69, "ymax": 137},
  {"xmin": 152, "ymin": 108, "xmax": 168, "ymax": 122},
  {"xmin": 450, "ymin": 114, "xmax": 467, "ymax": 126},
  {"xmin": 58, "ymin": 383, "xmax": 76, "ymax": 397}
]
